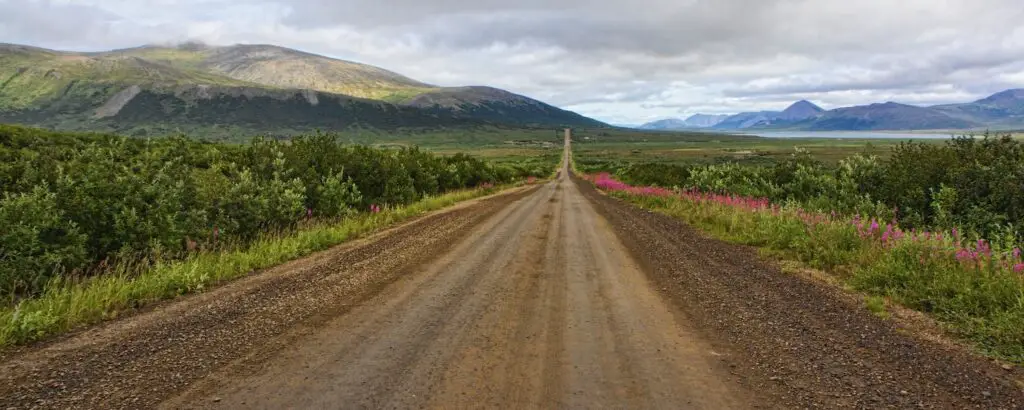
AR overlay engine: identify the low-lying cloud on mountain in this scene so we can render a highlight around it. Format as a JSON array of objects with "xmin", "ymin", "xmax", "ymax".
[{"xmin": 2, "ymin": 0, "xmax": 1024, "ymax": 125}]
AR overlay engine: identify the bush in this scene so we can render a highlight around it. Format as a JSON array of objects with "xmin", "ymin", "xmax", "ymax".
[
  {"xmin": 0, "ymin": 124, "xmax": 521, "ymax": 297},
  {"xmin": 0, "ymin": 187, "xmax": 87, "ymax": 295},
  {"xmin": 602, "ymin": 133, "xmax": 1024, "ymax": 243},
  {"xmin": 593, "ymin": 173, "xmax": 1024, "ymax": 363}
]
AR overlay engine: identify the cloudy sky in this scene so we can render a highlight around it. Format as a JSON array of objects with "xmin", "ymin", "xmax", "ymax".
[{"xmin": 2, "ymin": 0, "xmax": 1024, "ymax": 124}]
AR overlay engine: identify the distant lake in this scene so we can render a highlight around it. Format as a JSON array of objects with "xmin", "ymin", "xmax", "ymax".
[{"xmin": 724, "ymin": 130, "xmax": 972, "ymax": 139}]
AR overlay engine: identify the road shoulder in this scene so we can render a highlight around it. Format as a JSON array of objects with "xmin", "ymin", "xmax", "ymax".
[
  {"xmin": 0, "ymin": 186, "xmax": 538, "ymax": 409},
  {"xmin": 575, "ymin": 173, "xmax": 1024, "ymax": 408}
]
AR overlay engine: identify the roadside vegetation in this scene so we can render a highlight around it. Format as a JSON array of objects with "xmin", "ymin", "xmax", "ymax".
[
  {"xmin": 579, "ymin": 134, "xmax": 1024, "ymax": 363},
  {"xmin": 0, "ymin": 124, "xmax": 540, "ymax": 346}
]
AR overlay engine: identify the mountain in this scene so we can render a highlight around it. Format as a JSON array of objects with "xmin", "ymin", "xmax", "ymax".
[
  {"xmin": 976, "ymin": 88, "xmax": 1024, "ymax": 109},
  {"xmin": 713, "ymin": 111, "xmax": 779, "ymax": 129},
  {"xmin": 639, "ymin": 118, "xmax": 689, "ymax": 130},
  {"xmin": 778, "ymin": 100, "xmax": 824, "ymax": 120},
  {"xmin": 110, "ymin": 43, "xmax": 437, "ymax": 102},
  {"xmin": 931, "ymin": 89, "xmax": 1024, "ymax": 127},
  {"xmin": 711, "ymin": 100, "xmax": 824, "ymax": 130},
  {"xmin": 683, "ymin": 114, "xmax": 731, "ymax": 127},
  {"xmin": 638, "ymin": 114, "xmax": 730, "ymax": 130},
  {"xmin": 0, "ymin": 42, "xmax": 605, "ymax": 137},
  {"xmin": 404, "ymin": 86, "xmax": 602, "ymax": 127},
  {"xmin": 703, "ymin": 94, "xmax": 1024, "ymax": 131},
  {"xmin": 802, "ymin": 102, "xmax": 979, "ymax": 131}
]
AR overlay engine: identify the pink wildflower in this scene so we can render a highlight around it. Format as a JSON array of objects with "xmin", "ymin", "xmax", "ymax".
[{"xmin": 955, "ymin": 248, "xmax": 973, "ymax": 261}]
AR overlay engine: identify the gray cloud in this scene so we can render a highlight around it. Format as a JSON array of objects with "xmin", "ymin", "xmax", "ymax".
[
  {"xmin": 0, "ymin": 0, "xmax": 119, "ymax": 47},
  {"xmin": 2, "ymin": 0, "xmax": 1024, "ymax": 123}
]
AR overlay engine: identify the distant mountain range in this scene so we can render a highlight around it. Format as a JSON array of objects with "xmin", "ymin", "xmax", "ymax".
[
  {"xmin": 639, "ymin": 114, "xmax": 732, "ymax": 130},
  {"xmin": 640, "ymin": 91, "xmax": 1024, "ymax": 131},
  {"xmin": 0, "ymin": 42, "xmax": 605, "ymax": 137}
]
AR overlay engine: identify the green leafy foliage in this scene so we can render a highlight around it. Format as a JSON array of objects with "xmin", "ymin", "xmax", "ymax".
[
  {"xmin": 584, "ymin": 134, "xmax": 1024, "ymax": 362},
  {"xmin": 603, "ymin": 133, "xmax": 1024, "ymax": 240},
  {"xmin": 612, "ymin": 189, "xmax": 1024, "ymax": 363},
  {"xmin": 0, "ymin": 185, "xmax": 505, "ymax": 346},
  {"xmin": 0, "ymin": 124, "xmax": 527, "ymax": 297},
  {"xmin": 0, "ymin": 187, "xmax": 87, "ymax": 295}
]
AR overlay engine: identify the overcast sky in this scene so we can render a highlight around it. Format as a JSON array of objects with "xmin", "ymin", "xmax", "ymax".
[{"xmin": 2, "ymin": 0, "xmax": 1024, "ymax": 124}]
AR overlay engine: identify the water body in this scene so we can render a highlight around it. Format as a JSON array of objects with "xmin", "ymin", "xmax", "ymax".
[{"xmin": 727, "ymin": 130, "xmax": 971, "ymax": 139}]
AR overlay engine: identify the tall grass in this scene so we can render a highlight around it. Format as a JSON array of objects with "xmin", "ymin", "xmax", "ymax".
[
  {"xmin": 584, "ymin": 173, "xmax": 1024, "ymax": 363},
  {"xmin": 0, "ymin": 185, "xmax": 514, "ymax": 347}
]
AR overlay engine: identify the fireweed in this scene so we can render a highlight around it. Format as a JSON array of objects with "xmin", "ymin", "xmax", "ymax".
[{"xmin": 585, "ymin": 172, "xmax": 1024, "ymax": 362}]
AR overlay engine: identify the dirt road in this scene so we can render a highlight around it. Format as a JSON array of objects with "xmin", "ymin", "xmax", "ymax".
[
  {"xmin": 2, "ymin": 135, "xmax": 1022, "ymax": 409},
  {"xmin": 161, "ymin": 134, "xmax": 749, "ymax": 409}
]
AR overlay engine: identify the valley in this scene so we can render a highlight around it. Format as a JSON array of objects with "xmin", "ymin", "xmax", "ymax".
[{"xmin": 3, "ymin": 10, "xmax": 1024, "ymax": 408}]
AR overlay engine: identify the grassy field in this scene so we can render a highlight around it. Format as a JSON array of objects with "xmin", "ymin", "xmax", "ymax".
[
  {"xmin": 403, "ymin": 127, "xmax": 938, "ymax": 169},
  {"xmin": 574, "ymin": 138, "xmax": 905, "ymax": 166},
  {"xmin": 360, "ymin": 126, "xmax": 955, "ymax": 173},
  {"xmin": 571, "ymin": 128, "xmax": 950, "ymax": 166}
]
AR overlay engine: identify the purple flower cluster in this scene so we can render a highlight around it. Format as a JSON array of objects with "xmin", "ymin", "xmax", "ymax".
[
  {"xmin": 588, "ymin": 173, "xmax": 1024, "ymax": 274},
  {"xmin": 591, "ymin": 173, "xmax": 771, "ymax": 210}
]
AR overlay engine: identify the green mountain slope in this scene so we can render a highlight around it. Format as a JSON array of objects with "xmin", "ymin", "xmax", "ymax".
[
  {"xmin": 110, "ymin": 43, "xmax": 438, "ymax": 102},
  {"xmin": 404, "ymin": 86, "xmax": 606, "ymax": 127},
  {"xmin": 0, "ymin": 42, "xmax": 606, "ymax": 137},
  {"xmin": 0, "ymin": 43, "xmax": 253, "ymax": 111}
]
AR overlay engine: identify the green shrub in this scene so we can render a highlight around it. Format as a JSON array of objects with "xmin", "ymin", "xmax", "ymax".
[
  {"xmin": 0, "ymin": 187, "xmax": 87, "ymax": 295},
  {"xmin": 0, "ymin": 124, "xmax": 523, "ymax": 297}
]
